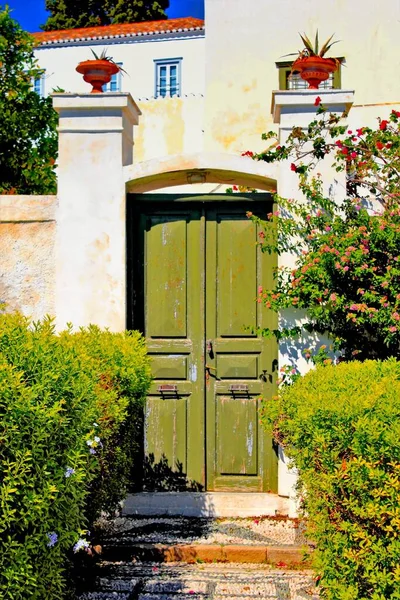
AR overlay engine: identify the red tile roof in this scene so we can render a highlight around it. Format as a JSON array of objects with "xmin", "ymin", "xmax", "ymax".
[{"xmin": 32, "ymin": 17, "xmax": 204, "ymax": 46}]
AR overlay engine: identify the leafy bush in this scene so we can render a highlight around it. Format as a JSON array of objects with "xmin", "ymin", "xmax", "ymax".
[
  {"xmin": 244, "ymin": 106, "xmax": 400, "ymax": 360},
  {"xmin": 0, "ymin": 313, "xmax": 151, "ymax": 599},
  {"xmin": 262, "ymin": 360, "xmax": 400, "ymax": 600}
]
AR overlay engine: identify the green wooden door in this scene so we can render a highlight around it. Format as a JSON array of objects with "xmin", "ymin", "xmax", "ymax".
[{"xmin": 129, "ymin": 194, "xmax": 277, "ymax": 492}]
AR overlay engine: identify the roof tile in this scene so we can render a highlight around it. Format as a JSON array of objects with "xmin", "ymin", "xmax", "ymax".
[{"xmin": 32, "ymin": 17, "xmax": 204, "ymax": 46}]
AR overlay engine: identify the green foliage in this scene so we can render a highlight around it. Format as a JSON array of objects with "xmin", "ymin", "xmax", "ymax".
[
  {"xmin": 0, "ymin": 6, "xmax": 58, "ymax": 194},
  {"xmin": 250, "ymin": 107, "xmax": 400, "ymax": 360},
  {"xmin": 262, "ymin": 360, "xmax": 400, "ymax": 600},
  {"xmin": 42, "ymin": 0, "xmax": 170, "ymax": 31},
  {"xmin": 0, "ymin": 313, "xmax": 151, "ymax": 599},
  {"xmin": 284, "ymin": 31, "xmax": 341, "ymax": 59}
]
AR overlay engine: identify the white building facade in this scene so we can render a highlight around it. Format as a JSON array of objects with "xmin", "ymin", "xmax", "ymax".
[{"xmin": 1, "ymin": 0, "xmax": 399, "ymax": 512}]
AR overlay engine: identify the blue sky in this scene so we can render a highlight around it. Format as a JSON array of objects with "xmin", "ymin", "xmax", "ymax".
[{"xmin": 5, "ymin": 0, "xmax": 204, "ymax": 32}]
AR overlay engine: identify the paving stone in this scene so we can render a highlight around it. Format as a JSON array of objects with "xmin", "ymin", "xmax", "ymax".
[
  {"xmin": 78, "ymin": 593, "xmax": 131, "ymax": 599},
  {"xmin": 143, "ymin": 579, "xmax": 208, "ymax": 594},
  {"xmin": 214, "ymin": 581, "xmax": 278, "ymax": 596},
  {"xmin": 97, "ymin": 577, "xmax": 139, "ymax": 591},
  {"xmin": 139, "ymin": 596, "xmax": 206, "ymax": 600}
]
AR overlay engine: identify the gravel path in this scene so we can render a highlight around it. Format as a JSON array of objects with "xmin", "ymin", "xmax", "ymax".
[
  {"xmin": 79, "ymin": 562, "xmax": 318, "ymax": 599},
  {"xmin": 96, "ymin": 516, "xmax": 307, "ymax": 547}
]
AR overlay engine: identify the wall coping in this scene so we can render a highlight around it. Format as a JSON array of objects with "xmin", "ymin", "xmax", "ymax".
[{"xmin": 0, "ymin": 195, "xmax": 57, "ymax": 222}]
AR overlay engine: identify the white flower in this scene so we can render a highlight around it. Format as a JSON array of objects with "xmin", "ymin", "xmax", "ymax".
[{"xmin": 73, "ymin": 538, "xmax": 90, "ymax": 553}]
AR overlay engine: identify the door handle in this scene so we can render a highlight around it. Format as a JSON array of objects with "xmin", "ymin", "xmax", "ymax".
[{"xmin": 205, "ymin": 363, "xmax": 217, "ymax": 382}]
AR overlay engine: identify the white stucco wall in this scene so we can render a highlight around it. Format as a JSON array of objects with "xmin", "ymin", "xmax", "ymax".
[{"xmin": 34, "ymin": 34, "xmax": 205, "ymax": 100}]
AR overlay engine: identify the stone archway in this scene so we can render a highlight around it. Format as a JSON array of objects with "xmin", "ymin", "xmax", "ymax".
[{"xmin": 124, "ymin": 151, "xmax": 278, "ymax": 193}]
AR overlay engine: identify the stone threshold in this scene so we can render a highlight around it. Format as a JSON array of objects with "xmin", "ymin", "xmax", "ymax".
[
  {"xmin": 123, "ymin": 492, "xmax": 290, "ymax": 518},
  {"xmin": 101, "ymin": 543, "xmax": 309, "ymax": 565}
]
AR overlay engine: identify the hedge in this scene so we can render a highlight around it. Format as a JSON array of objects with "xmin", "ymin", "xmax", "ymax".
[
  {"xmin": 262, "ymin": 360, "xmax": 400, "ymax": 600},
  {"xmin": 0, "ymin": 313, "xmax": 151, "ymax": 599}
]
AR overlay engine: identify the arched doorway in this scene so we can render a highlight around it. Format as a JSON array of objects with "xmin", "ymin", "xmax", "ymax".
[{"xmin": 125, "ymin": 154, "xmax": 278, "ymax": 493}]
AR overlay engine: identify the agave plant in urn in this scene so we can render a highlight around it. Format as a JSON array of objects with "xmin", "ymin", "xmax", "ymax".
[
  {"xmin": 76, "ymin": 49, "xmax": 125, "ymax": 93},
  {"xmin": 286, "ymin": 32, "xmax": 342, "ymax": 90}
]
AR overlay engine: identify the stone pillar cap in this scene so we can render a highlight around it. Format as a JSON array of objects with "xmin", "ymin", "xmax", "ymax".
[
  {"xmin": 52, "ymin": 92, "xmax": 141, "ymax": 119},
  {"xmin": 271, "ymin": 89, "xmax": 355, "ymax": 124}
]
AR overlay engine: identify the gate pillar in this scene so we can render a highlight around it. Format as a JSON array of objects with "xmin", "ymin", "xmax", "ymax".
[
  {"xmin": 53, "ymin": 93, "xmax": 141, "ymax": 330},
  {"xmin": 271, "ymin": 89, "xmax": 355, "ymax": 513}
]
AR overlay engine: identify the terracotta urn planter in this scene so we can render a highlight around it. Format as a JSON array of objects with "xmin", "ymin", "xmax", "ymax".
[
  {"xmin": 292, "ymin": 56, "xmax": 338, "ymax": 90},
  {"xmin": 76, "ymin": 59, "xmax": 119, "ymax": 93}
]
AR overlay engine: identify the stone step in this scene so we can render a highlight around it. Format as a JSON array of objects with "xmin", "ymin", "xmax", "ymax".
[
  {"xmin": 94, "ymin": 515, "xmax": 309, "ymax": 566},
  {"xmin": 96, "ymin": 515, "xmax": 306, "ymax": 547},
  {"xmin": 77, "ymin": 563, "xmax": 318, "ymax": 600},
  {"xmin": 100, "ymin": 542, "xmax": 305, "ymax": 565},
  {"xmin": 122, "ymin": 493, "xmax": 290, "ymax": 518}
]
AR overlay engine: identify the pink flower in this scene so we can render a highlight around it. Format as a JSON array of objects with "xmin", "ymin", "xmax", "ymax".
[
  {"xmin": 314, "ymin": 96, "xmax": 322, "ymax": 106},
  {"xmin": 325, "ymin": 226, "xmax": 332, "ymax": 232},
  {"xmin": 380, "ymin": 120, "xmax": 389, "ymax": 131},
  {"xmin": 330, "ymin": 293, "xmax": 337, "ymax": 301},
  {"xmin": 258, "ymin": 286, "xmax": 263, "ymax": 294},
  {"xmin": 343, "ymin": 266, "xmax": 349, "ymax": 271},
  {"xmin": 389, "ymin": 326, "xmax": 397, "ymax": 333},
  {"xmin": 290, "ymin": 163, "xmax": 297, "ymax": 172}
]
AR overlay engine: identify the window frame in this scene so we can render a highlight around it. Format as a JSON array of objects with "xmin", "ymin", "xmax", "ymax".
[
  {"xmin": 102, "ymin": 63, "xmax": 123, "ymax": 92},
  {"xmin": 276, "ymin": 59, "xmax": 343, "ymax": 91},
  {"xmin": 154, "ymin": 57, "xmax": 182, "ymax": 98},
  {"xmin": 32, "ymin": 74, "xmax": 45, "ymax": 97}
]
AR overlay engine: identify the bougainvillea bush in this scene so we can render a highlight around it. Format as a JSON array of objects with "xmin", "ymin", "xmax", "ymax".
[
  {"xmin": 262, "ymin": 360, "xmax": 400, "ymax": 600},
  {"xmin": 250, "ymin": 105, "xmax": 400, "ymax": 360},
  {"xmin": 0, "ymin": 313, "xmax": 151, "ymax": 599}
]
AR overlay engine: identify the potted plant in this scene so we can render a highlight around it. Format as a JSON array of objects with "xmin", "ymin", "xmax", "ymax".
[
  {"xmin": 286, "ymin": 32, "xmax": 342, "ymax": 90},
  {"xmin": 76, "ymin": 49, "xmax": 125, "ymax": 93}
]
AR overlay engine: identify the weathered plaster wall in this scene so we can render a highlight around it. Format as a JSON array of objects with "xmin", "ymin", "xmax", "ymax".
[
  {"xmin": 0, "ymin": 196, "xmax": 57, "ymax": 319},
  {"xmin": 134, "ymin": 96, "xmax": 205, "ymax": 162},
  {"xmin": 204, "ymin": 0, "xmax": 400, "ymax": 154}
]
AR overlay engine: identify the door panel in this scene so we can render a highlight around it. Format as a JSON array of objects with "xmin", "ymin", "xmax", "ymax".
[
  {"xmin": 206, "ymin": 204, "xmax": 278, "ymax": 492},
  {"xmin": 130, "ymin": 195, "xmax": 277, "ymax": 493},
  {"xmin": 146, "ymin": 216, "xmax": 187, "ymax": 338},
  {"xmin": 217, "ymin": 217, "xmax": 257, "ymax": 336},
  {"xmin": 137, "ymin": 204, "xmax": 205, "ymax": 490}
]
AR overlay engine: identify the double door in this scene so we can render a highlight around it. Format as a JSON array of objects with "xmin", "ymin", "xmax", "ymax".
[{"xmin": 129, "ymin": 194, "xmax": 277, "ymax": 492}]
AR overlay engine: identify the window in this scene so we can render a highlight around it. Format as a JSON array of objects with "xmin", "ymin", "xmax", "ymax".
[
  {"xmin": 276, "ymin": 60, "xmax": 342, "ymax": 91},
  {"xmin": 154, "ymin": 58, "xmax": 182, "ymax": 98},
  {"xmin": 102, "ymin": 64, "xmax": 122, "ymax": 92},
  {"xmin": 33, "ymin": 74, "xmax": 45, "ymax": 97}
]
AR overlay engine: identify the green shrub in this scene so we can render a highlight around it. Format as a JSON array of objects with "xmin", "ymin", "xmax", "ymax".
[
  {"xmin": 0, "ymin": 313, "xmax": 151, "ymax": 599},
  {"xmin": 262, "ymin": 360, "xmax": 400, "ymax": 600}
]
